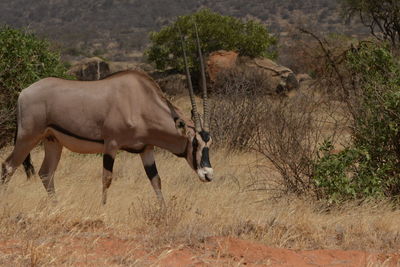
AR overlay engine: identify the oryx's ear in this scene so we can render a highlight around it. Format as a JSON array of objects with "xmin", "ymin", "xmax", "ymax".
[{"xmin": 174, "ymin": 118, "xmax": 187, "ymax": 136}]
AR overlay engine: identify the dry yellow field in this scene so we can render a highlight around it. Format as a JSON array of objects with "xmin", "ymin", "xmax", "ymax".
[
  {"xmin": 0, "ymin": 91, "xmax": 399, "ymax": 266},
  {"xmin": 1, "ymin": 142, "xmax": 400, "ymax": 265}
]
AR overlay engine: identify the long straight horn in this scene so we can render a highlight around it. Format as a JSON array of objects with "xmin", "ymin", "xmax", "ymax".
[
  {"xmin": 194, "ymin": 21, "xmax": 209, "ymax": 132},
  {"xmin": 178, "ymin": 25, "xmax": 202, "ymax": 132}
]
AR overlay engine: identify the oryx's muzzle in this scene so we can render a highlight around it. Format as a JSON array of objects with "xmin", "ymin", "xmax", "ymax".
[{"xmin": 197, "ymin": 167, "xmax": 213, "ymax": 182}]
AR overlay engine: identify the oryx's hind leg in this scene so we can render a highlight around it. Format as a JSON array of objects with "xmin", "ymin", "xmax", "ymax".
[
  {"xmin": 102, "ymin": 140, "xmax": 118, "ymax": 205},
  {"xmin": 13, "ymin": 118, "xmax": 35, "ymax": 179},
  {"xmin": 140, "ymin": 146, "xmax": 165, "ymax": 207},
  {"xmin": 1, "ymin": 137, "xmax": 40, "ymax": 185},
  {"xmin": 38, "ymin": 137, "xmax": 62, "ymax": 196},
  {"xmin": 22, "ymin": 154, "xmax": 35, "ymax": 179}
]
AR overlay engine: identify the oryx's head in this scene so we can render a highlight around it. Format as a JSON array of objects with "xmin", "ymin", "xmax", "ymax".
[{"xmin": 178, "ymin": 22, "xmax": 213, "ymax": 182}]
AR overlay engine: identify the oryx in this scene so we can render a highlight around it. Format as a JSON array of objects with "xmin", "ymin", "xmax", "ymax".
[{"xmin": 1, "ymin": 25, "xmax": 213, "ymax": 205}]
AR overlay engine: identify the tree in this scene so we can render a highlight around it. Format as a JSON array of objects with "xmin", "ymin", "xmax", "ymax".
[
  {"xmin": 341, "ymin": 0, "xmax": 400, "ymax": 47},
  {"xmin": 0, "ymin": 26, "xmax": 69, "ymax": 147},
  {"xmin": 145, "ymin": 9, "xmax": 278, "ymax": 73},
  {"xmin": 314, "ymin": 42, "xmax": 400, "ymax": 201}
]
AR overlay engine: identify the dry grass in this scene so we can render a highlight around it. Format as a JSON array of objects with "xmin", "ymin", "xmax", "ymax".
[
  {"xmin": 1, "ymin": 141, "xmax": 400, "ymax": 265},
  {"xmin": 0, "ymin": 94, "xmax": 399, "ymax": 265}
]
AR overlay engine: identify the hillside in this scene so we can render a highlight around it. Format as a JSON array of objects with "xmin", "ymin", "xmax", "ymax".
[{"xmin": 0, "ymin": 0, "xmax": 367, "ymax": 62}]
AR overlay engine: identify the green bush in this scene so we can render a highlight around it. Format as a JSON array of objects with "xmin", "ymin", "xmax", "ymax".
[
  {"xmin": 0, "ymin": 26, "xmax": 69, "ymax": 147},
  {"xmin": 145, "ymin": 9, "xmax": 277, "ymax": 73},
  {"xmin": 314, "ymin": 141, "xmax": 385, "ymax": 202},
  {"xmin": 313, "ymin": 42, "xmax": 400, "ymax": 202}
]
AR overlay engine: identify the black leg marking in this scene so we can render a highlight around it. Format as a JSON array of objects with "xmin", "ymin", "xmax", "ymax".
[
  {"xmin": 13, "ymin": 118, "xmax": 17, "ymax": 145},
  {"xmin": 23, "ymin": 154, "xmax": 35, "ymax": 178},
  {"xmin": 144, "ymin": 162, "xmax": 158, "ymax": 180},
  {"xmin": 103, "ymin": 154, "xmax": 114, "ymax": 172},
  {"xmin": 1, "ymin": 163, "xmax": 7, "ymax": 183}
]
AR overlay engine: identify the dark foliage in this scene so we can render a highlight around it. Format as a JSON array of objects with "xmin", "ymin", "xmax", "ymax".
[{"xmin": 0, "ymin": 26, "xmax": 69, "ymax": 147}]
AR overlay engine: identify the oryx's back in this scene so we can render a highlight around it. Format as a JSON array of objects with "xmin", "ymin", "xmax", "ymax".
[
  {"xmin": 19, "ymin": 71, "xmax": 157, "ymax": 127},
  {"xmin": 16, "ymin": 71, "xmax": 163, "ymax": 153}
]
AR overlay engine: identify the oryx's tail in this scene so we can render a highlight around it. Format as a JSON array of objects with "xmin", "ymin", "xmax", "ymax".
[{"xmin": 14, "ymin": 108, "xmax": 35, "ymax": 179}]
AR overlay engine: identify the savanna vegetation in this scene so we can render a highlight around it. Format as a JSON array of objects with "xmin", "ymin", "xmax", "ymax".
[
  {"xmin": 0, "ymin": 26, "xmax": 69, "ymax": 148},
  {"xmin": 1, "ymin": 2, "xmax": 400, "ymax": 265},
  {"xmin": 341, "ymin": 0, "xmax": 400, "ymax": 47},
  {"xmin": 0, "ymin": 0, "xmax": 367, "ymax": 60},
  {"xmin": 146, "ymin": 9, "xmax": 277, "ymax": 72}
]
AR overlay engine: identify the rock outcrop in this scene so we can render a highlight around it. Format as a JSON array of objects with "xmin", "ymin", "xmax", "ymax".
[
  {"xmin": 239, "ymin": 57, "xmax": 299, "ymax": 93},
  {"xmin": 207, "ymin": 50, "xmax": 239, "ymax": 82},
  {"xmin": 206, "ymin": 50, "xmax": 299, "ymax": 93},
  {"xmin": 67, "ymin": 57, "xmax": 110, "ymax": 81}
]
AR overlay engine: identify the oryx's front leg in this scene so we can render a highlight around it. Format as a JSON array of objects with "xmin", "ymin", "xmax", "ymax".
[
  {"xmin": 102, "ymin": 140, "xmax": 118, "ymax": 205},
  {"xmin": 140, "ymin": 146, "xmax": 165, "ymax": 207}
]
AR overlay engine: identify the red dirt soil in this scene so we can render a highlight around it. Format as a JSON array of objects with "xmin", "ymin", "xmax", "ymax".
[{"xmin": 0, "ymin": 235, "xmax": 399, "ymax": 266}]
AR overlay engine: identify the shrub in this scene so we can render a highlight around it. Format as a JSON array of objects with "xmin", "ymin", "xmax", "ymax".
[
  {"xmin": 210, "ymin": 65, "xmax": 344, "ymax": 197},
  {"xmin": 314, "ymin": 142, "xmax": 386, "ymax": 202},
  {"xmin": 0, "ymin": 26, "xmax": 69, "ymax": 147},
  {"xmin": 210, "ymin": 67, "xmax": 273, "ymax": 150},
  {"xmin": 146, "ymin": 9, "xmax": 277, "ymax": 73},
  {"xmin": 252, "ymin": 92, "xmax": 343, "ymax": 197},
  {"xmin": 313, "ymin": 42, "xmax": 400, "ymax": 202}
]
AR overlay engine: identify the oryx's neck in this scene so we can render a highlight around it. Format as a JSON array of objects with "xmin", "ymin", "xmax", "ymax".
[{"xmin": 140, "ymin": 99, "xmax": 190, "ymax": 156}]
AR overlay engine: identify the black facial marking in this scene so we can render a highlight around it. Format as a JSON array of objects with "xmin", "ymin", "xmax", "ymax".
[
  {"xmin": 121, "ymin": 146, "xmax": 146, "ymax": 154},
  {"xmin": 199, "ymin": 130, "xmax": 210, "ymax": 143},
  {"xmin": 192, "ymin": 137, "xmax": 199, "ymax": 170},
  {"xmin": 49, "ymin": 124, "xmax": 104, "ymax": 144},
  {"xmin": 144, "ymin": 162, "xmax": 158, "ymax": 180},
  {"xmin": 103, "ymin": 154, "xmax": 114, "ymax": 172},
  {"xmin": 173, "ymin": 138, "xmax": 189, "ymax": 158},
  {"xmin": 174, "ymin": 117, "xmax": 186, "ymax": 129},
  {"xmin": 173, "ymin": 151, "xmax": 187, "ymax": 158},
  {"xmin": 200, "ymin": 147, "xmax": 211, "ymax": 168}
]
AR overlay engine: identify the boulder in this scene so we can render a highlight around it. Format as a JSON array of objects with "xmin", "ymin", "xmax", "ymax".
[
  {"xmin": 207, "ymin": 50, "xmax": 239, "ymax": 82},
  {"xmin": 206, "ymin": 50, "xmax": 299, "ymax": 93},
  {"xmin": 108, "ymin": 61, "xmax": 154, "ymax": 74},
  {"xmin": 239, "ymin": 57, "xmax": 299, "ymax": 93},
  {"xmin": 67, "ymin": 57, "xmax": 110, "ymax": 81}
]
